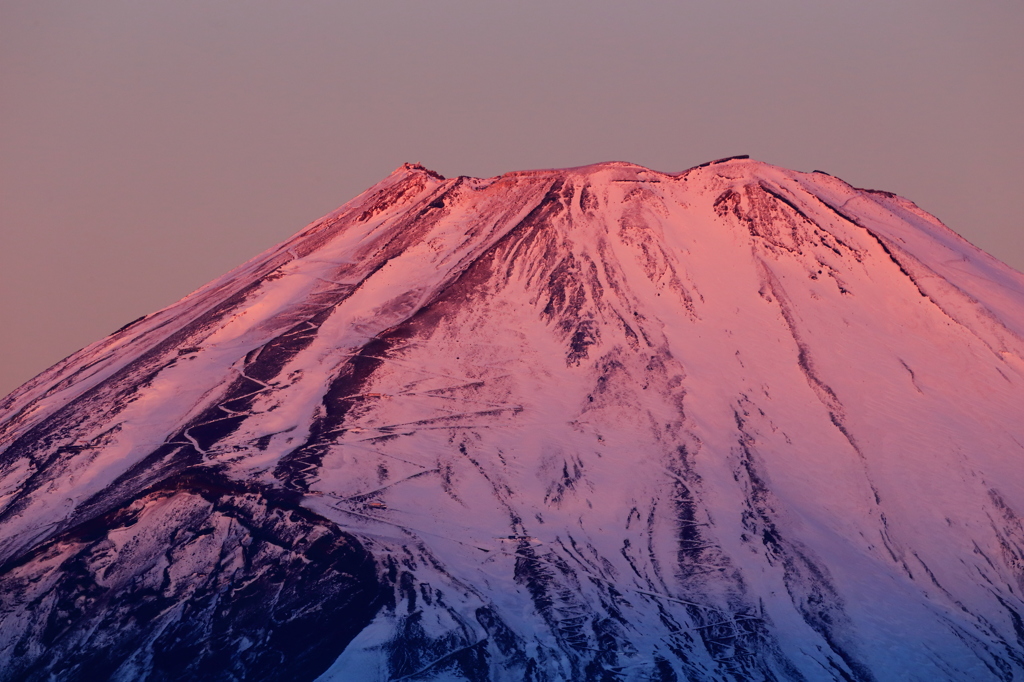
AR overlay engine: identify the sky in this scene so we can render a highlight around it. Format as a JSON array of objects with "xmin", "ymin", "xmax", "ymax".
[{"xmin": 1, "ymin": 0, "xmax": 1022, "ymax": 397}]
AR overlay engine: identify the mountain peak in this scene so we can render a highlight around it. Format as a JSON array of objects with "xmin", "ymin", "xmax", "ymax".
[
  {"xmin": 395, "ymin": 161, "xmax": 446, "ymax": 180},
  {"xmin": 1, "ymin": 159, "xmax": 1023, "ymax": 681}
]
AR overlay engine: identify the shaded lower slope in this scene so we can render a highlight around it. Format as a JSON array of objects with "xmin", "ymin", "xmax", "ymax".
[{"xmin": 0, "ymin": 469, "xmax": 382, "ymax": 682}]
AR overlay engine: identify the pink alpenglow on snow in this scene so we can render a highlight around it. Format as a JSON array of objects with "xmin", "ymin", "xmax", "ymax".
[{"xmin": 1, "ymin": 158, "xmax": 1024, "ymax": 681}]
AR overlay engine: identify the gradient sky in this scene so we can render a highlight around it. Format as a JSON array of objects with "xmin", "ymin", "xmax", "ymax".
[{"xmin": 2, "ymin": 0, "xmax": 1022, "ymax": 397}]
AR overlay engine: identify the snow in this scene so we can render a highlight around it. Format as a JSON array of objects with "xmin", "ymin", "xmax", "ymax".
[{"xmin": 1, "ymin": 158, "xmax": 1024, "ymax": 680}]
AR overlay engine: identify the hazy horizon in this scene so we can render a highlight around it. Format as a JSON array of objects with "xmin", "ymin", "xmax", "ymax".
[{"xmin": 2, "ymin": 0, "xmax": 1022, "ymax": 397}]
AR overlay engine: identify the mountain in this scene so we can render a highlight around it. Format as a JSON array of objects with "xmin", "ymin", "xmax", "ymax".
[{"xmin": 2, "ymin": 157, "xmax": 1024, "ymax": 681}]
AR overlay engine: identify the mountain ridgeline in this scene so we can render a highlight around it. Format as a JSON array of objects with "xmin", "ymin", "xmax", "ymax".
[{"xmin": 2, "ymin": 158, "xmax": 1024, "ymax": 681}]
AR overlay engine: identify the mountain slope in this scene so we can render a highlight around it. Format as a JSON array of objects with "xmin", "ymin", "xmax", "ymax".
[{"xmin": 2, "ymin": 158, "xmax": 1024, "ymax": 681}]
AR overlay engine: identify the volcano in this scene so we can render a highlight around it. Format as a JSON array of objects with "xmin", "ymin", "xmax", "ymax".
[{"xmin": 2, "ymin": 157, "xmax": 1024, "ymax": 681}]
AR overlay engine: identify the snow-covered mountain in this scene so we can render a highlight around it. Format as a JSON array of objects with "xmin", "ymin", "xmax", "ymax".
[{"xmin": 2, "ymin": 157, "xmax": 1024, "ymax": 681}]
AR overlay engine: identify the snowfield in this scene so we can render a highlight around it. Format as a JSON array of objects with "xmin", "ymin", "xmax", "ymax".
[{"xmin": 1, "ymin": 157, "xmax": 1024, "ymax": 681}]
